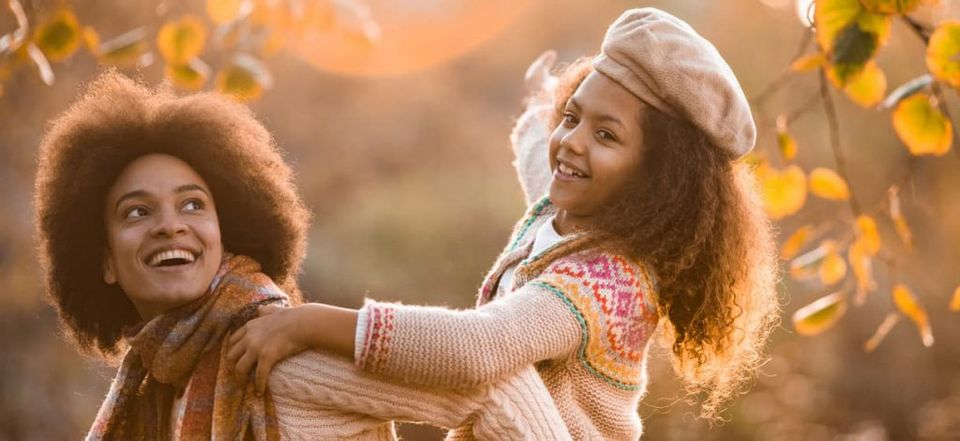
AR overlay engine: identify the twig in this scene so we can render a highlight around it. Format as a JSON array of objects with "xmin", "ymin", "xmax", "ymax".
[
  {"xmin": 818, "ymin": 69, "xmax": 863, "ymax": 216},
  {"xmin": 901, "ymin": 15, "xmax": 931, "ymax": 45},
  {"xmin": 929, "ymin": 83, "xmax": 960, "ymax": 165},
  {"xmin": 751, "ymin": 28, "xmax": 814, "ymax": 109}
]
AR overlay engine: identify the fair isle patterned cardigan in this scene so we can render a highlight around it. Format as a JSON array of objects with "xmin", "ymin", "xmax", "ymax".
[
  {"xmin": 357, "ymin": 192, "xmax": 662, "ymax": 440},
  {"xmin": 354, "ymin": 93, "xmax": 663, "ymax": 440}
]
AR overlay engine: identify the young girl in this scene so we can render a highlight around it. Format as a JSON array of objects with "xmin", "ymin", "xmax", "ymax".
[
  {"xmin": 230, "ymin": 7, "xmax": 780, "ymax": 439},
  {"xmin": 35, "ymin": 71, "xmax": 570, "ymax": 440}
]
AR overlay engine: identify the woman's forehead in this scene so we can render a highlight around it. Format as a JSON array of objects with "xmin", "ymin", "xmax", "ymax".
[{"xmin": 106, "ymin": 154, "xmax": 212, "ymax": 204}]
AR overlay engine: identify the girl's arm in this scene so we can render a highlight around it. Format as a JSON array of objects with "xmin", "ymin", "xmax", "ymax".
[
  {"xmin": 267, "ymin": 350, "xmax": 572, "ymax": 440},
  {"xmin": 513, "ymin": 50, "xmax": 558, "ymax": 207},
  {"xmin": 229, "ymin": 283, "xmax": 581, "ymax": 389}
]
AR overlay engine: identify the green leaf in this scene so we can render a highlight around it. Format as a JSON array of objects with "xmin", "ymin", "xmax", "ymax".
[{"xmin": 831, "ymin": 23, "xmax": 877, "ymax": 84}]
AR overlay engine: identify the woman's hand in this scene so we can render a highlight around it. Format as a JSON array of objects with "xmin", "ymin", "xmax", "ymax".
[{"xmin": 227, "ymin": 304, "xmax": 319, "ymax": 395}]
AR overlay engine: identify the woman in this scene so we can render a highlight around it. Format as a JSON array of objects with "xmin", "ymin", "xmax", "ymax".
[{"xmin": 34, "ymin": 70, "xmax": 569, "ymax": 440}]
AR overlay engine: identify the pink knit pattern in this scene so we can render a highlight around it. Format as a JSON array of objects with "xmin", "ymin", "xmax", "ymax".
[
  {"xmin": 359, "ymin": 304, "xmax": 396, "ymax": 373},
  {"xmin": 535, "ymin": 252, "xmax": 659, "ymax": 389}
]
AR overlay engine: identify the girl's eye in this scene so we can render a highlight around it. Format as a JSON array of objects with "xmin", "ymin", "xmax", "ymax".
[
  {"xmin": 182, "ymin": 199, "xmax": 204, "ymax": 212},
  {"xmin": 562, "ymin": 112, "xmax": 579, "ymax": 126},
  {"xmin": 597, "ymin": 130, "xmax": 617, "ymax": 142},
  {"xmin": 123, "ymin": 206, "xmax": 149, "ymax": 219}
]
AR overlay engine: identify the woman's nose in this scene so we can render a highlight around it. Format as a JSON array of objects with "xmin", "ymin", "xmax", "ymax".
[{"xmin": 150, "ymin": 209, "xmax": 188, "ymax": 238}]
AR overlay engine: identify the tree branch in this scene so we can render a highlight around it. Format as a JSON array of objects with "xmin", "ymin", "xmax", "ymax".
[{"xmin": 818, "ymin": 69, "xmax": 863, "ymax": 216}]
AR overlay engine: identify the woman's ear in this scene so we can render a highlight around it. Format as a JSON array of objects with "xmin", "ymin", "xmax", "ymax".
[{"xmin": 103, "ymin": 254, "xmax": 117, "ymax": 285}]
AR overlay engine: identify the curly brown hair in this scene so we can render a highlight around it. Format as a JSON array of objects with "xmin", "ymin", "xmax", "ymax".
[
  {"xmin": 552, "ymin": 58, "xmax": 781, "ymax": 420},
  {"xmin": 34, "ymin": 70, "xmax": 312, "ymax": 358}
]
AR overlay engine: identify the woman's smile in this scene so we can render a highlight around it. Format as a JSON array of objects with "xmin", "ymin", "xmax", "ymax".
[{"xmin": 103, "ymin": 153, "xmax": 224, "ymax": 320}]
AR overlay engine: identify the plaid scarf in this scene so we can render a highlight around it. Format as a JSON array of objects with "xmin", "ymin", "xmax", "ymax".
[{"xmin": 86, "ymin": 254, "xmax": 287, "ymax": 441}]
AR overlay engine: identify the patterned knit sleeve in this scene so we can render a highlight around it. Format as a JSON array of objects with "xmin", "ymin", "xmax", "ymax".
[
  {"xmin": 356, "ymin": 286, "xmax": 582, "ymax": 388},
  {"xmin": 529, "ymin": 251, "xmax": 661, "ymax": 390},
  {"xmin": 510, "ymin": 101, "xmax": 555, "ymax": 207}
]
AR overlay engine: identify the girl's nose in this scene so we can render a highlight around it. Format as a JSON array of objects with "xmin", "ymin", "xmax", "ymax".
[{"xmin": 560, "ymin": 127, "xmax": 588, "ymax": 155}]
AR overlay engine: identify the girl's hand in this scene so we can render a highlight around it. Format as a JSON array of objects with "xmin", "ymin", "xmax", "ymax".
[
  {"xmin": 227, "ymin": 304, "xmax": 318, "ymax": 395},
  {"xmin": 523, "ymin": 50, "xmax": 558, "ymax": 96}
]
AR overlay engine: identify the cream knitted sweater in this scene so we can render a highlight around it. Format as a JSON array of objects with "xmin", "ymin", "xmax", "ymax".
[{"xmin": 267, "ymin": 350, "xmax": 572, "ymax": 440}]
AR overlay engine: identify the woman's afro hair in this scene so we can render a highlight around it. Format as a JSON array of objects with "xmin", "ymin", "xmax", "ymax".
[{"xmin": 34, "ymin": 70, "xmax": 311, "ymax": 357}]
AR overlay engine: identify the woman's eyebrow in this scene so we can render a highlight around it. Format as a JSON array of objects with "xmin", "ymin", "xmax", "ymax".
[
  {"xmin": 114, "ymin": 184, "xmax": 210, "ymax": 211},
  {"xmin": 114, "ymin": 190, "xmax": 148, "ymax": 211},
  {"xmin": 175, "ymin": 184, "xmax": 210, "ymax": 196}
]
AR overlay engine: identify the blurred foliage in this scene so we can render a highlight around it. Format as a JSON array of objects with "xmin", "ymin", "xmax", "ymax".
[
  {"xmin": 0, "ymin": 0, "xmax": 379, "ymax": 100},
  {"xmin": 752, "ymin": 0, "xmax": 960, "ymax": 356},
  {"xmin": 2, "ymin": 0, "xmax": 960, "ymax": 440}
]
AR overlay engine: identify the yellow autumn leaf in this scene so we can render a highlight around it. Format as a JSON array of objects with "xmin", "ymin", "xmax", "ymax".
[
  {"xmin": 855, "ymin": 215, "xmax": 881, "ymax": 255},
  {"xmin": 757, "ymin": 164, "xmax": 807, "ymax": 220},
  {"xmin": 815, "ymin": 0, "xmax": 891, "ymax": 85},
  {"xmin": 892, "ymin": 93, "xmax": 953, "ymax": 156},
  {"xmin": 216, "ymin": 55, "xmax": 272, "ymax": 101},
  {"xmin": 33, "ymin": 8, "xmax": 82, "ymax": 62},
  {"xmin": 776, "ymin": 116, "xmax": 798, "ymax": 161},
  {"xmin": 790, "ymin": 53, "xmax": 825, "ymax": 73},
  {"xmin": 864, "ymin": 312, "xmax": 900, "ymax": 353},
  {"xmin": 157, "ymin": 15, "xmax": 208, "ymax": 64},
  {"xmin": 790, "ymin": 239, "xmax": 835, "ymax": 279},
  {"xmin": 819, "ymin": 249, "xmax": 848, "ymax": 285},
  {"xmin": 97, "ymin": 28, "xmax": 150, "ymax": 68},
  {"xmin": 926, "ymin": 20, "xmax": 960, "ymax": 89},
  {"xmin": 950, "ymin": 285, "xmax": 960, "ymax": 311},
  {"xmin": 793, "ymin": 291, "xmax": 848, "ymax": 336},
  {"xmin": 165, "ymin": 58, "xmax": 211, "ymax": 91},
  {"xmin": 82, "ymin": 26, "xmax": 99, "ymax": 53},
  {"xmin": 888, "ymin": 186, "xmax": 914, "ymax": 251},
  {"xmin": 892, "ymin": 284, "xmax": 934, "ymax": 347},
  {"xmin": 858, "ymin": 0, "xmax": 931, "ymax": 14},
  {"xmin": 834, "ymin": 61, "xmax": 887, "ymax": 108},
  {"xmin": 848, "ymin": 238, "xmax": 876, "ymax": 304},
  {"xmin": 809, "ymin": 167, "xmax": 851, "ymax": 200},
  {"xmin": 207, "ymin": 0, "xmax": 246, "ymax": 24},
  {"xmin": 781, "ymin": 225, "xmax": 815, "ymax": 260}
]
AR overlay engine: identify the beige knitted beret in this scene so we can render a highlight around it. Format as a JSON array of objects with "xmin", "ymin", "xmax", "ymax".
[{"xmin": 592, "ymin": 8, "xmax": 756, "ymax": 159}]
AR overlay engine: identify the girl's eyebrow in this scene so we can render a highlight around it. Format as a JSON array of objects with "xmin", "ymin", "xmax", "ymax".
[
  {"xmin": 571, "ymin": 96, "xmax": 625, "ymax": 131},
  {"xmin": 114, "ymin": 184, "xmax": 210, "ymax": 211}
]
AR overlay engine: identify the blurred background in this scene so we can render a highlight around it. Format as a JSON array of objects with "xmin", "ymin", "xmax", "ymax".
[{"xmin": 2, "ymin": 0, "xmax": 960, "ymax": 439}]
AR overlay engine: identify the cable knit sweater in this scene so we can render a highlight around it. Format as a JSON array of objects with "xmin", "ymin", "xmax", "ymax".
[{"xmin": 266, "ymin": 349, "xmax": 572, "ymax": 440}]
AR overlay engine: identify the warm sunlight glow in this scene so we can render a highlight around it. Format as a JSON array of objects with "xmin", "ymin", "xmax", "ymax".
[{"xmin": 290, "ymin": 0, "xmax": 536, "ymax": 76}]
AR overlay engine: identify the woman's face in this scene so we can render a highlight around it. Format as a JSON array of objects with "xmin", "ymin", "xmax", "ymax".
[
  {"xmin": 103, "ymin": 153, "xmax": 223, "ymax": 320},
  {"xmin": 549, "ymin": 71, "xmax": 647, "ymax": 225}
]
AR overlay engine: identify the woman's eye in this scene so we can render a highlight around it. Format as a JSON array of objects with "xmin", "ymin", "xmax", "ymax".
[
  {"xmin": 183, "ymin": 199, "xmax": 204, "ymax": 212},
  {"xmin": 123, "ymin": 206, "xmax": 149, "ymax": 219}
]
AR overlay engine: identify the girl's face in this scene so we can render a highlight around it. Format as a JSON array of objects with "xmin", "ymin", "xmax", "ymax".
[
  {"xmin": 548, "ymin": 71, "xmax": 647, "ymax": 226},
  {"xmin": 103, "ymin": 153, "xmax": 223, "ymax": 320}
]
